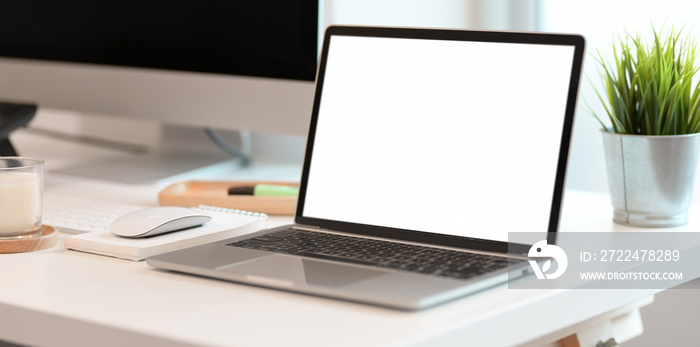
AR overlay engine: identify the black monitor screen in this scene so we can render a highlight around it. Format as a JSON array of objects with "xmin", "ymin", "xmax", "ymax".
[{"xmin": 0, "ymin": 1, "xmax": 318, "ymax": 81}]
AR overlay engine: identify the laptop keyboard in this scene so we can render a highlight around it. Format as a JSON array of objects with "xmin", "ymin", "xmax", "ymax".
[{"xmin": 226, "ymin": 228, "xmax": 522, "ymax": 280}]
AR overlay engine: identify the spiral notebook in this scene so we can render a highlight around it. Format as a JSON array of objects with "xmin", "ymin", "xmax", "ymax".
[{"xmin": 64, "ymin": 206, "xmax": 268, "ymax": 261}]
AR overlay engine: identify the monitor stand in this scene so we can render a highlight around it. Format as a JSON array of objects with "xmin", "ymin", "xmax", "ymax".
[
  {"xmin": 0, "ymin": 139, "xmax": 18, "ymax": 156},
  {"xmin": 55, "ymin": 125, "xmax": 248, "ymax": 184},
  {"xmin": 0, "ymin": 102, "xmax": 37, "ymax": 156}
]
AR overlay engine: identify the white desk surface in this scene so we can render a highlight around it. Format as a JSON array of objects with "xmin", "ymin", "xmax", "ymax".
[{"xmin": 0, "ymin": 131, "xmax": 665, "ymax": 347}]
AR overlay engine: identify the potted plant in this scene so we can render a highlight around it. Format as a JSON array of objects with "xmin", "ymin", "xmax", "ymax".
[{"xmin": 591, "ymin": 28, "xmax": 700, "ymax": 227}]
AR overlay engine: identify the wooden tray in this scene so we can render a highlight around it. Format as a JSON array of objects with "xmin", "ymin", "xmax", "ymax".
[
  {"xmin": 158, "ymin": 181, "xmax": 298, "ymax": 215},
  {"xmin": 0, "ymin": 225, "xmax": 59, "ymax": 254}
]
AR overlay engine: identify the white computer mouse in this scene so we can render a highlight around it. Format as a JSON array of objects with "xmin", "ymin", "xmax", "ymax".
[{"xmin": 110, "ymin": 206, "xmax": 212, "ymax": 238}]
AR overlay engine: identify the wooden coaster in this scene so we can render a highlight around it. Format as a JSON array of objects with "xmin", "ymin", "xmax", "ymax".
[{"xmin": 0, "ymin": 225, "xmax": 59, "ymax": 254}]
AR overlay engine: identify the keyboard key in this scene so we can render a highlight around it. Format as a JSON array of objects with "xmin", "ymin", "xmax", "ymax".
[
  {"xmin": 43, "ymin": 194, "xmax": 148, "ymax": 234},
  {"xmin": 225, "ymin": 229, "xmax": 521, "ymax": 280},
  {"xmin": 252, "ymin": 236, "xmax": 282, "ymax": 242}
]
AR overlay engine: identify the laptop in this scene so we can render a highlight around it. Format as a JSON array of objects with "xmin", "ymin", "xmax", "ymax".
[{"xmin": 147, "ymin": 26, "xmax": 585, "ymax": 310}]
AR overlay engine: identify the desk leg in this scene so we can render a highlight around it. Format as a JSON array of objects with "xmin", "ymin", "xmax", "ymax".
[{"xmin": 558, "ymin": 308, "xmax": 644, "ymax": 347}]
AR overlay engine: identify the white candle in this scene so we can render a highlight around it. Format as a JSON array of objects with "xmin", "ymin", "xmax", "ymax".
[{"xmin": 0, "ymin": 171, "xmax": 42, "ymax": 236}]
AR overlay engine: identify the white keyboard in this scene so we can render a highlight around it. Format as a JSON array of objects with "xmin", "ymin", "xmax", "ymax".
[{"xmin": 43, "ymin": 195, "xmax": 148, "ymax": 234}]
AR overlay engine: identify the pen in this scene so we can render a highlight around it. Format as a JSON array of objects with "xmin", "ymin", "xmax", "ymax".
[{"xmin": 228, "ymin": 184, "xmax": 299, "ymax": 197}]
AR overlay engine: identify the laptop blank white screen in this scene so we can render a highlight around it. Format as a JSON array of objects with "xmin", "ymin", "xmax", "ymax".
[{"xmin": 303, "ymin": 35, "xmax": 576, "ymax": 243}]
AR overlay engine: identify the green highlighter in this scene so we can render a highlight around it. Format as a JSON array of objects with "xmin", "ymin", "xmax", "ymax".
[{"xmin": 228, "ymin": 184, "xmax": 299, "ymax": 197}]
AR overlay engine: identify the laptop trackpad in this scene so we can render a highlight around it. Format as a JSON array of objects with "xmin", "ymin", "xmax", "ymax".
[{"xmin": 219, "ymin": 254, "xmax": 389, "ymax": 287}]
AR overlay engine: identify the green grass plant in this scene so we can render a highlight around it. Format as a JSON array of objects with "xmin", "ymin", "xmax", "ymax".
[{"xmin": 591, "ymin": 28, "xmax": 700, "ymax": 135}]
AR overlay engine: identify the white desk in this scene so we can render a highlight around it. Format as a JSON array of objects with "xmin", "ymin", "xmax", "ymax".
[{"xmin": 0, "ymin": 130, "xmax": 662, "ymax": 346}]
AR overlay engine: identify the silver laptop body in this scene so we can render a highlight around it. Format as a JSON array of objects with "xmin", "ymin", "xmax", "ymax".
[{"xmin": 147, "ymin": 26, "xmax": 585, "ymax": 311}]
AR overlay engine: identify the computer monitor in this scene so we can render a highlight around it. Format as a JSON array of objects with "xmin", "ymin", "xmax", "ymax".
[{"xmin": 0, "ymin": 1, "xmax": 318, "ymax": 181}]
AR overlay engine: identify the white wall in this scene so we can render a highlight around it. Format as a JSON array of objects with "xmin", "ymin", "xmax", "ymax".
[
  {"xmin": 321, "ymin": 0, "xmax": 471, "ymax": 31},
  {"xmin": 541, "ymin": 0, "xmax": 700, "ymax": 199},
  {"xmin": 320, "ymin": 0, "xmax": 538, "ymax": 32}
]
